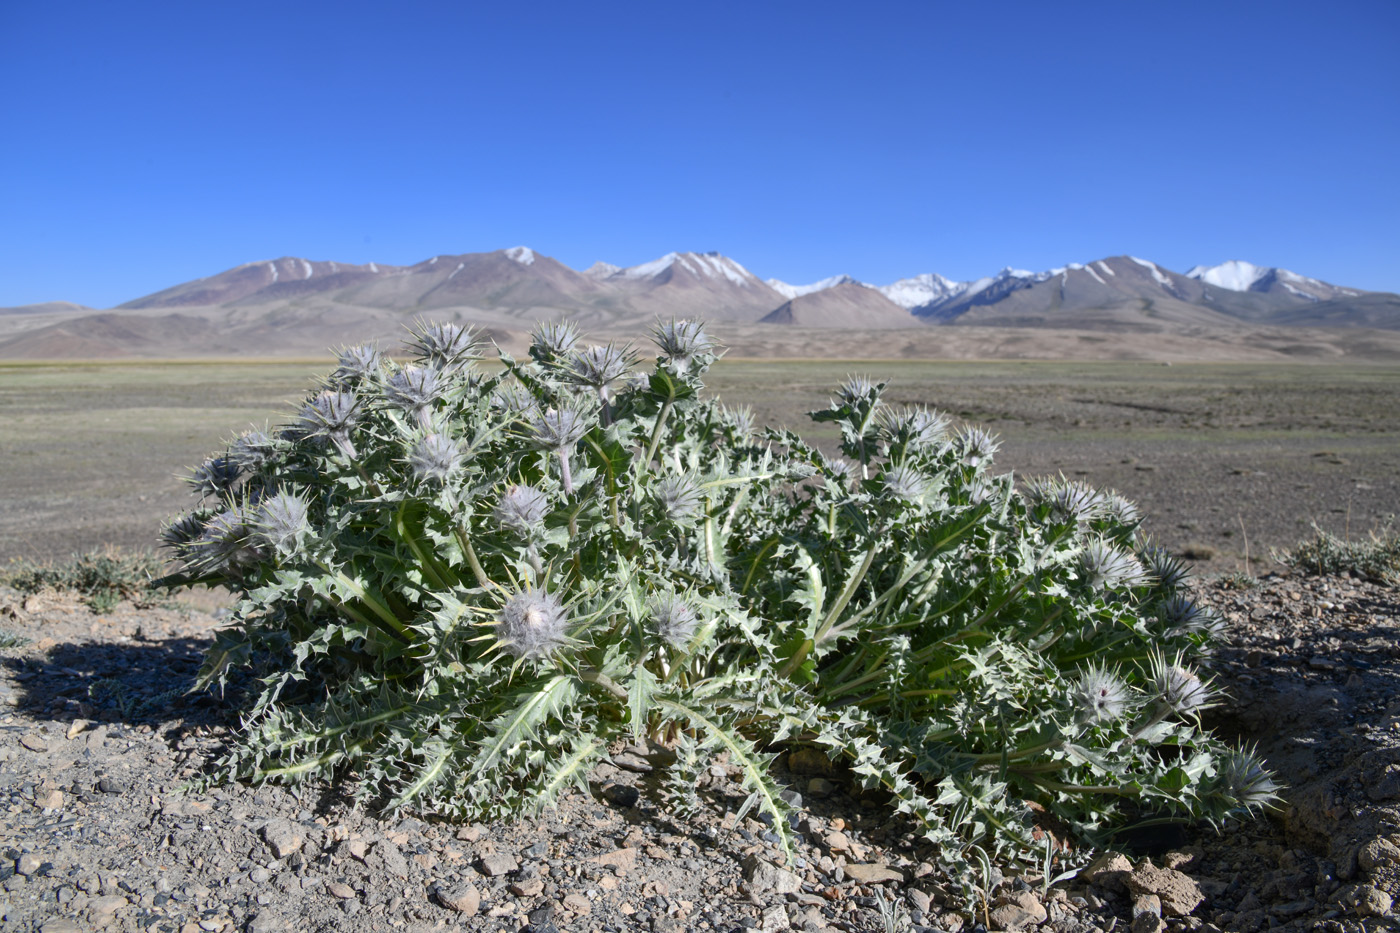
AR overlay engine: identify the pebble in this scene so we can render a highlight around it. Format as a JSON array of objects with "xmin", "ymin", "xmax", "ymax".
[
  {"xmin": 477, "ymin": 853, "xmax": 519, "ymax": 877},
  {"xmin": 611, "ymin": 752, "xmax": 652, "ymax": 773},
  {"xmin": 260, "ymin": 820, "xmax": 304, "ymax": 859},
  {"xmin": 841, "ymin": 863, "xmax": 904, "ymax": 885},
  {"xmin": 1357, "ymin": 837, "xmax": 1400, "ymax": 871},
  {"xmin": 434, "ymin": 883, "xmax": 480, "ymax": 915},
  {"xmin": 326, "ymin": 882, "xmax": 355, "ymax": 899},
  {"xmin": 1124, "ymin": 862, "xmax": 1205, "ymax": 917},
  {"xmin": 16, "ymin": 853, "xmax": 43, "ymax": 876},
  {"xmin": 743, "ymin": 856, "xmax": 803, "ymax": 895}
]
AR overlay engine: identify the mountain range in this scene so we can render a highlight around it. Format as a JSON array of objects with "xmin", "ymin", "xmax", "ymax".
[{"xmin": 1, "ymin": 249, "xmax": 1396, "ymax": 360}]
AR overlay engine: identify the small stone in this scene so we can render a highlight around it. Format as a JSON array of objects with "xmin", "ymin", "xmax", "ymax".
[
  {"xmin": 16, "ymin": 853, "xmax": 43, "ymax": 876},
  {"xmin": 1124, "ymin": 863, "xmax": 1204, "ymax": 918},
  {"xmin": 806, "ymin": 778, "xmax": 837, "ymax": 798},
  {"xmin": 249, "ymin": 867, "xmax": 272, "ymax": 884},
  {"xmin": 1161, "ymin": 848, "xmax": 1203, "ymax": 871},
  {"xmin": 509, "ymin": 877, "xmax": 544, "ymax": 897},
  {"xmin": 612, "ymin": 752, "xmax": 652, "ymax": 773},
  {"xmin": 1131, "ymin": 914, "xmax": 1166, "ymax": 933},
  {"xmin": 20, "ymin": 734, "xmax": 49, "ymax": 752},
  {"xmin": 97, "ymin": 777, "xmax": 125, "ymax": 794},
  {"xmin": 477, "ymin": 853, "xmax": 519, "ymax": 877},
  {"xmin": 199, "ymin": 920, "xmax": 225, "ymax": 932},
  {"xmin": 1132, "ymin": 894, "xmax": 1162, "ymax": 920},
  {"xmin": 35, "ymin": 789, "xmax": 63, "ymax": 809},
  {"xmin": 89, "ymin": 894, "xmax": 129, "ymax": 917},
  {"xmin": 562, "ymin": 892, "xmax": 592, "ymax": 915},
  {"xmin": 992, "ymin": 890, "xmax": 1048, "ymax": 925},
  {"xmin": 327, "ymin": 882, "xmax": 356, "ymax": 899},
  {"xmin": 246, "ymin": 911, "xmax": 288, "ymax": 933},
  {"xmin": 759, "ymin": 904, "xmax": 791, "ymax": 931},
  {"xmin": 435, "ymin": 884, "xmax": 480, "ymax": 915},
  {"xmin": 908, "ymin": 889, "xmax": 932, "ymax": 913},
  {"xmin": 261, "ymin": 819, "xmax": 305, "ymax": 859},
  {"xmin": 743, "ymin": 856, "xmax": 803, "ymax": 895},
  {"xmin": 823, "ymin": 830, "xmax": 851, "ymax": 852},
  {"xmin": 842, "ymin": 863, "xmax": 904, "ymax": 885},
  {"xmin": 988, "ymin": 904, "xmax": 1043, "ymax": 931},
  {"xmin": 602, "ymin": 783, "xmax": 640, "ymax": 807},
  {"xmin": 1082, "ymin": 852, "xmax": 1133, "ymax": 891},
  {"xmin": 40, "ymin": 921, "xmax": 84, "ymax": 933},
  {"xmin": 1357, "ymin": 837, "xmax": 1400, "ymax": 872},
  {"xmin": 589, "ymin": 847, "xmax": 639, "ymax": 873},
  {"xmin": 339, "ymin": 838, "xmax": 367, "ymax": 861}
]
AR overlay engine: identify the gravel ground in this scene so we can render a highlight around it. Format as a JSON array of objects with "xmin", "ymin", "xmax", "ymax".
[{"xmin": 1, "ymin": 572, "xmax": 1397, "ymax": 933}]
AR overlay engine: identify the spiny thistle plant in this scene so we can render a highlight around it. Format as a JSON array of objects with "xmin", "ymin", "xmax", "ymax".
[{"xmin": 161, "ymin": 317, "xmax": 1275, "ymax": 876}]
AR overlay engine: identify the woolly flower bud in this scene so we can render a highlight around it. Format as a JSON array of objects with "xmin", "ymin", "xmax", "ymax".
[
  {"xmin": 955, "ymin": 427, "xmax": 999, "ymax": 468},
  {"xmin": 491, "ymin": 382, "xmax": 538, "ymax": 417},
  {"xmin": 187, "ymin": 457, "xmax": 241, "ymax": 498},
  {"xmin": 405, "ymin": 320, "xmax": 481, "ymax": 371},
  {"xmin": 295, "ymin": 390, "xmax": 362, "ymax": 458},
  {"xmin": 647, "ymin": 596, "xmax": 700, "ymax": 647},
  {"xmin": 654, "ymin": 476, "xmax": 703, "ymax": 522},
  {"xmin": 408, "ymin": 434, "xmax": 463, "ymax": 485},
  {"xmin": 229, "ymin": 429, "xmax": 277, "ymax": 470},
  {"xmin": 495, "ymin": 589, "xmax": 568, "ymax": 660},
  {"xmin": 1153, "ymin": 660, "xmax": 1211, "ymax": 714},
  {"xmin": 827, "ymin": 458, "xmax": 855, "ymax": 486},
  {"xmin": 529, "ymin": 320, "xmax": 580, "ymax": 361},
  {"xmin": 881, "ymin": 464, "xmax": 928, "ymax": 503},
  {"xmin": 652, "ymin": 318, "xmax": 713, "ymax": 369},
  {"xmin": 528, "ymin": 406, "xmax": 591, "ymax": 452},
  {"xmin": 720, "ymin": 404, "xmax": 755, "ymax": 440},
  {"xmin": 495, "ymin": 484, "xmax": 549, "ymax": 533},
  {"xmin": 1139, "ymin": 545, "xmax": 1190, "ymax": 591},
  {"xmin": 1218, "ymin": 750, "xmax": 1280, "ymax": 808},
  {"xmin": 256, "ymin": 491, "xmax": 310, "ymax": 557},
  {"xmin": 967, "ymin": 478, "xmax": 993, "ymax": 505},
  {"xmin": 565, "ymin": 343, "xmax": 635, "ymax": 401},
  {"xmin": 1072, "ymin": 666, "xmax": 1131, "ymax": 724},
  {"xmin": 385, "ymin": 366, "xmax": 443, "ymax": 426},
  {"xmin": 1027, "ymin": 479, "xmax": 1106, "ymax": 525},
  {"xmin": 1080, "ymin": 539, "xmax": 1147, "ymax": 590},
  {"xmin": 332, "ymin": 344, "xmax": 381, "ymax": 384},
  {"xmin": 190, "ymin": 506, "xmax": 261, "ymax": 572}
]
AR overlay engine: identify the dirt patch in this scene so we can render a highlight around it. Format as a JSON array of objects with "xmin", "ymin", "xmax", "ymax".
[{"xmin": 1, "ymin": 571, "xmax": 1397, "ymax": 933}]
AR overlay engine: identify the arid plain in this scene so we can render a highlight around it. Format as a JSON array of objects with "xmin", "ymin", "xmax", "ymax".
[{"xmin": 1, "ymin": 355, "xmax": 1395, "ymax": 576}]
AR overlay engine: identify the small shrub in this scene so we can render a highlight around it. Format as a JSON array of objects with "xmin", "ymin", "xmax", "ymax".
[
  {"xmin": 161, "ymin": 319, "xmax": 1275, "ymax": 876},
  {"xmin": 1281, "ymin": 526, "xmax": 1400, "ymax": 585},
  {"xmin": 2, "ymin": 547, "xmax": 166, "ymax": 612}
]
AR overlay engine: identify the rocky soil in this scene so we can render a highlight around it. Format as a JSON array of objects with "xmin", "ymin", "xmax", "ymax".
[{"xmin": 1, "ymin": 572, "xmax": 1397, "ymax": 933}]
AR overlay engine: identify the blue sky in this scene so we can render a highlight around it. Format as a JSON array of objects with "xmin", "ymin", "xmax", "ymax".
[{"xmin": 2, "ymin": 0, "xmax": 1397, "ymax": 307}]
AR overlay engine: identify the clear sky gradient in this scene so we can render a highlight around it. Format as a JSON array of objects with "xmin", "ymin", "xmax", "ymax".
[{"xmin": 2, "ymin": 0, "xmax": 1397, "ymax": 308}]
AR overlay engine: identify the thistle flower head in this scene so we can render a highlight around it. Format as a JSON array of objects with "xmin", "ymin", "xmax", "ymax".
[
  {"xmin": 529, "ymin": 319, "xmax": 580, "ymax": 362},
  {"xmin": 835, "ymin": 375, "xmax": 880, "ymax": 408},
  {"xmin": 1218, "ymin": 749, "xmax": 1280, "ymax": 809},
  {"xmin": 1139, "ymin": 544, "xmax": 1191, "ymax": 591},
  {"xmin": 880, "ymin": 405, "xmax": 949, "ymax": 449},
  {"xmin": 491, "ymin": 381, "xmax": 539, "ymax": 418},
  {"xmin": 1159, "ymin": 594, "xmax": 1224, "ymax": 637},
  {"xmin": 967, "ymin": 478, "xmax": 993, "ymax": 505},
  {"xmin": 295, "ymin": 390, "xmax": 362, "ymax": 458},
  {"xmin": 385, "ymin": 366, "xmax": 444, "ymax": 427},
  {"xmin": 405, "ymin": 320, "xmax": 481, "ymax": 371},
  {"xmin": 1102, "ymin": 492, "xmax": 1141, "ymax": 528},
  {"xmin": 654, "ymin": 475, "xmax": 704, "ymax": 522},
  {"xmin": 494, "ymin": 484, "xmax": 549, "ymax": 533},
  {"xmin": 407, "ymin": 433, "xmax": 464, "ymax": 485},
  {"xmin": 332, "ymin": 344, "xmax": 382, "ymax": 385},
  {"xmin": 1072, "ymin": 666, "xmax": 1131, "ymax": 724},
  {"xmin": 256, "ymin": 491, "xmax": 310, "ymax": 557},
  {"xmin": 189, "ymin": 506, "xmax": 261, "ymax": 572},
  {"xmin": 955, "ymin": 426, "xmax": 1000, "ymax": 468},
  {"xmin": 495, "ymin": 588, "xmax": 569, "ymax": 660},
  {"xmin": 1080, "ymin": 539, "xmax": 1148, "ymax": 590},
  {"xmin": 647, "ymin": 595, "xmax": 700, "ymax": 647},
  {"xmin": 528, "ymin": 406, "xmax": 591, "ymax": 452},
  {"xmin": 160, "ymin": 511, "xmax": 208, "ymax": 552},
  {"xmin": 652, "ymin": 318, "xmax": 713, "ymax": 370},
  {"xmin": 881, "ymin": 464, "xmax": 928, "ymax": 503},
  {"xmin": 186, "ymin": 456, "xmax": 241, "ymax": 498},
  {"xmin": 229, "ymin": 429, "xmax": 277, "ymax": 470},
  {"xmin": 719, "ymin": 404, "xmax": 755, "ymax": 441},
  {"xmin": 1151, "ymin": 654, "xmax": 1212, "ymax": 714},
  {"xmin": 565, "ymin": 343, "xmax": 636, "ymax": 401},
  {"xmin": 827, "ymin": 458, "xmax": 855, "ymax": 485},
  {"xmin": 1027, "ymin": 478, "xmax": 1107, "ymax": 525}
]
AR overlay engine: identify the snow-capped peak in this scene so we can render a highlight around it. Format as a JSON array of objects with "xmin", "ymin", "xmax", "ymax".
[
  {"xmin": 621, "ymin": 251, "xmax": 758, "ymax": 287},
  {"xmin": 766, "ymin": 274, "xmax": 860, "ymax": 300},
  {"xmin": 1185, "ymin": 260, "xmax": 1270, "ymax": 292},
  {"xmin": 877, "ymin": 272, "xmax": 966, "ymax": 309},
  {"xmin": 583, "ymin": 261, "xmax": 621, "ymax": 279},
  {"xmin": 504, "ymin": 246, "xmax": 536, "ymax": 266}
]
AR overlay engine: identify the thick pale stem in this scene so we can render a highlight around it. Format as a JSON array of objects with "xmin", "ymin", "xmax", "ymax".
[
  {"xmin": 453, "ymin": 527, "xmax": 491, "ymax": 590},
  {"xmin": 645, "ymin": 397, "xmax": 676, "ymax": 466}
]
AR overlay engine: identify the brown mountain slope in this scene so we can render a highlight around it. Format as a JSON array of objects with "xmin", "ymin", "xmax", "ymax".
[{"xmin": 760, "ymin": 282, "xmax": 916, "ymax": 328}]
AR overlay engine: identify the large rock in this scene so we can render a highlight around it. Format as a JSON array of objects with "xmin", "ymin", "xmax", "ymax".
[
  {"xmin": 1124, "ymin": 862, "xmax": 1204, "ymax": 918},
  {"xmin": 989, "ymin": 890, "xmax": 1047, "ymax": 930},
  {"xmin": 434, "ymin": 883, "xmax": 480, "ymax": 915},
  {"xmin": 842, "ymin": 863, "xmax": 904, "ymax": 885},
  {"xmin": 260, "ymin": 819, "xmax": 305, "ymax": 859}
]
